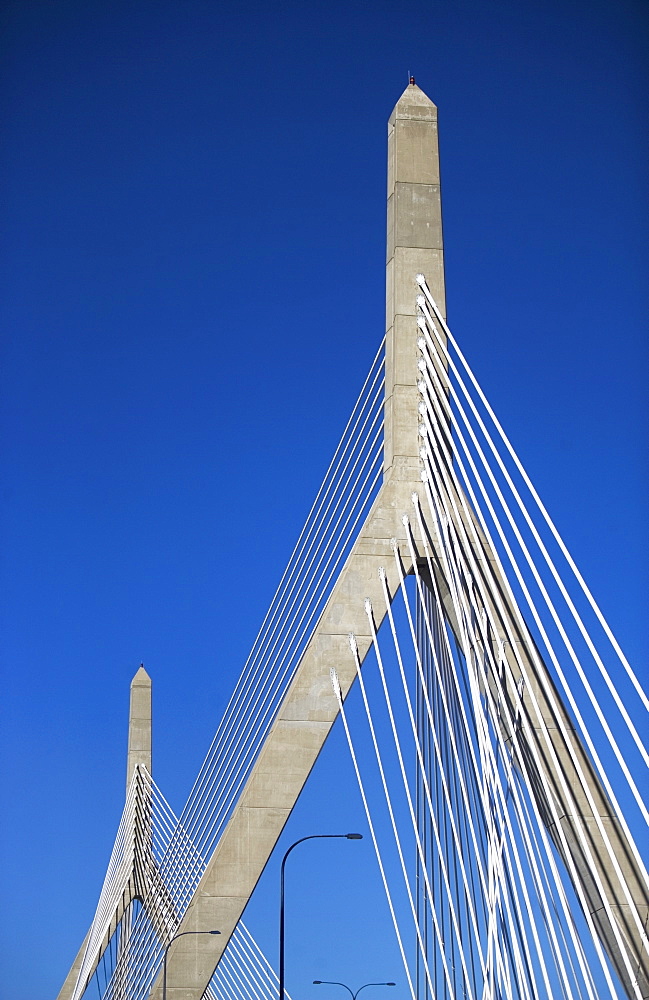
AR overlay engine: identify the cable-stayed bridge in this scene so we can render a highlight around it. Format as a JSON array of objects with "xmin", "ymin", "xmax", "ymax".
[{"xmin": 57, "ymin": 82, "xmax": 648, "ymax": 1000}]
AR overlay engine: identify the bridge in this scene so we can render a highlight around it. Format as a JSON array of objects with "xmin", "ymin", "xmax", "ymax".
[{"xmin": 57, "ymin": 81, "xmax": 648, "ymax": 1000}]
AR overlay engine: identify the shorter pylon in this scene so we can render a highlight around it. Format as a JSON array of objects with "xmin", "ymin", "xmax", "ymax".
[{"xmin": 57, "ymin": 667, "xmax": 177, "ymax": 1000}]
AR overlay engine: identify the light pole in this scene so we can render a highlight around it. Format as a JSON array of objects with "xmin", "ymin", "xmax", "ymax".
[
  {"xmin": 279, "ymin": 834, "xmax": 363, "ymax": 1000},
  {"xmin": 162, "ymin": 929, "xmax": 220, "ymax": 1000},
  {"xmin": 313, "ymin": 982, "xmax": 396, "ymax": 1000}
]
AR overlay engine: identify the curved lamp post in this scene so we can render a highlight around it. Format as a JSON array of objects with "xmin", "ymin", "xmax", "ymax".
[
  {"xmin": 313, "ymin": 982, "xmax": 396, "ymax": 1000},
  {"xmin": 163, "ymin": 929, "xmax": 220, "ymax": 1000},
  {"xmin": 279, "ymin": 834, "xmax": 363, "ymax": 1000}
]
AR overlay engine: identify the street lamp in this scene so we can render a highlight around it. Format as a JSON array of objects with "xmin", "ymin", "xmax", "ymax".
[
  {"xmin": 313, "ymin": 982, "xmax": 396, "ymax": 1000},
  {"xmin": 279, "ymin": 834, "xmax": 363, "ymax": 1000},
  {"xmin": 162, "ymin": 929, "xmax": 220, "ymax": 1000}
]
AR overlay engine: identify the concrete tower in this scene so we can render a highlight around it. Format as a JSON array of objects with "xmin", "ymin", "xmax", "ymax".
[{"xmin": 148, "ymin": 78, "xmax": 440, "ymax": 1000}]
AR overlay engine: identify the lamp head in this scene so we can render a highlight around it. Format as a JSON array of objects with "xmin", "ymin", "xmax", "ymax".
[
  {"xmin": 345, "ymin": 833, "xmax": 363, "ymax": 839},
  {"xmin": 209, "ymin": 930, "xmax": 221, "ymax": 935},
  {"xmin": 313, "ymin": 982, "xmax": 323, "ymax": 985}
]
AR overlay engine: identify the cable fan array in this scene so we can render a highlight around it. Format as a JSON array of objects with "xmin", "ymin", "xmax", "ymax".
[
  {"xmin": 331, "ymin": 277, "xmax": 648, "ymax": 1000},
  {"xmin": 71, "ymin": 345, "xmax": 385, "ymax": 1000},
  {"xmin": 71, "ymin": 766, "xmax": 286, "ymax": 1000}
]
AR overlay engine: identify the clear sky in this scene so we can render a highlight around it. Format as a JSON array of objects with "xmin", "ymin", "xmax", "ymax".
[{"xmin": 1, "ymin": 1, "xmax": 647, "ymax": 998}]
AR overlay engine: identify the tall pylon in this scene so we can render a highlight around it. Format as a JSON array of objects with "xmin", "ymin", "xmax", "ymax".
[{"xmin": 148, "ymin": 79, "xmax": 445, "ymax": 1000}]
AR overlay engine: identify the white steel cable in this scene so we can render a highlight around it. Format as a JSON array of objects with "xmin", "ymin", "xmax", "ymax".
[
  {"xmin": 417, "ymin": 307, "xmax": 649, "ymax": 814},
  {"xmin": 91, "ymin": 804, "xmax": 284, "ymax": 1000},
  {"xmin": 411, "ymin": 512, "xmax": 602, "ymax": 1000},
  {"xmin": 508, "ymin": 739, "xmax": 600, "ymax": 1000},
  {"xmin": 86, "ymin": 378, "xmax": 380, "ymax": 996},
  {"xmin": 375, "ymin": 572, "xmax": 521, "ymax": 997},
  {"xmin": 405, "ymin": 535, "xmax": 549, "ymax": 1000},
  {"xmin": 238, "ymin": 922, "xmax": 281, "ymax": 992},
  {"xmin": 190, "ymin": 340, "xmax": 384, "ymax": 770},
  {"xmin": 79, "ymin": 344, "xmax": 389, "ymax": 997},
  {"xmin": 190, "ymin": 422, "xmax": 384, "ymax": 812},
  {"xmin": 100, "ymin": 780, "xmax": 202, "ymax": 997},
  {"xmin": 416, "ymin": 319, "xmax": 649, "ymax": 984},
  {"xmin": 185, "ymin": 438, "xmax": 384, "ymax": 858},
  {"xmin": 354, "ymin": 603, "xmax": 460, "ymax": 1000},
  {"xmin": 350, "ymin": 536, "xmax": 592, "ymax": 1000},
  {"xmin": 417, "ymin": 275, "xmax": 648, "ymax": 714},
  {"xmin": 416, "ymin": 354, "xmax": 649, "ymax": 983},
  {"xmin": 232, "ymin": 934, "xmax": 279, "ymax": 1000},
  {"xmin": 216, "ymin": 961, "xmax": 249, "ymax": 1000},
  {"xmin": 373, "ymin": 574, "xmax": 533, "ymax": 1000},
  {"xmin": 416, "ymin": 407, "xmax": 630, "ymax": 997},
  {"xmin": 391, "ymin": 537, "xmax": 566, "ymax": 1000},
  {"xmin": 330, "ymin": 666, "xmax": 417, "ymax": 1000},
  {"xmin": 413, "ymin": 494, "xmax": 596, "ymax": 992},
  {"xmin": 218, "ymin": 950, "xmax": 258, "ymax": 1000},
  {"xmin": 382, "ymin": 567, "xmax": 502, "ymax": 998},
  {"xmin": 228, "ymin": 930, "xmax": 277, "ymax": 998},
  {"xmin": 416, "ymin": 348, "xmax": 648, "ymax": 940},
  {"xmin": 182, "ymin": 408, "xmax": 385, "ymax": 851},
  {"xmin": 415, "ymin": 445, "xmax": 626, "ymax": 999},
  {"xmin": 99, "ymin": 368, "xmax": 386, "ymax": 994},
  {"xmin": 414, "ymin": 516, "xmax": 600, "ymax": 1000},
  {"xmin": 418, "ymin": 295, "xmax": 649, "ymax": 761},
  {"xmin": 72, "ymin": 774, "xmax": 141, "ymax": 1000},
  {"xmin": 378, "ymin": 537, "xmax": 582, "ymax": 999},
  {"xmin": 422, "ymin": 501, "xmax": 623, "ymax": 1000},
  {"xmin": 416, "ymin": 404, "xmax": 648, "ymax": 952},
  {"xmin": 416, "ymin": 319, "xmax": 649, "ymax": 905},
  {"xmin": 102, "ymin": 453, "xmax": 387, "ymax": 1000},
  {"xmin": 178, "ymin": 347, "xmax": 385, "ymax": 837},
  {"xmin": 414, "ymin": 393, "xmax": 611, "ymax": 996},
  {"xmin": 92, "ymin": 781, "xmax": 200, "ymax": 997},
  {"xmin": 186, "ymin": 440, "xmax": 385, "ymax": 862}
]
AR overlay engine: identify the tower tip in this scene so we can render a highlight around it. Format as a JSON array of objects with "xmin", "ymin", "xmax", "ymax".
[
  {"xmin": 132, "ymin": 663, "xmax": 151, "ymax": 684},
  {"xmin": 390, "ymin": 79, "xmax": 437, "ymax": 123},
  {"xmin": 127, "ymin": 663, "xmax": 152, "ymax": 789}
]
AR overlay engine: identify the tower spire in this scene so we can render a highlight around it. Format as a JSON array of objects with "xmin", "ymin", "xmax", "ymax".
[
  {"xmin": 127, "ymin": 663, "xmax": 152, "ymax": 790},
  {"xmin": 385, "ymin": 80, "xmax": 445, "ymax": 479}
]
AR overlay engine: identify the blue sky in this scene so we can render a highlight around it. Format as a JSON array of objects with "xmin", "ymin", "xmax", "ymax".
[{"xmin": 1, "ymin": 1, "xmax": 647, "ymax": 998}]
